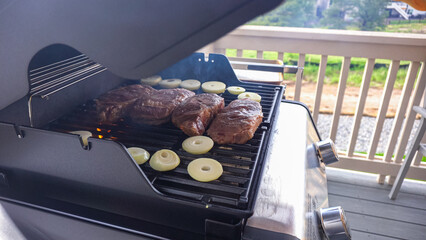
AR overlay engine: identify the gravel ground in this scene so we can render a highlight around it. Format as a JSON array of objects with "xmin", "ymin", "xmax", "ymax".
[{"xmin": 316, "ymin": 114, "xmax": 421, "ymax": 154}]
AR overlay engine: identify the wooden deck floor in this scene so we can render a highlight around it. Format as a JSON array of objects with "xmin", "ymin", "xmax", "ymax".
[{"xmin": 326, "ymin": 167, "xmax": 426, "ymax": 240}]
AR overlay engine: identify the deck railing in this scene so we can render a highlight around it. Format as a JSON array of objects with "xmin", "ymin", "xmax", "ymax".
[{"xmin": 201, "ymin": 26, "xmax": 426, "ymax": 184}]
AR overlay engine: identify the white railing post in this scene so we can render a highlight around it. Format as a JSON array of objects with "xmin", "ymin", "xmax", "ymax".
[
  {"xmin": 347, "ymin": 58, "xmax": 375, "ymax": 157},
  {"xmin": 256, "ymin": 50, "xmax": 263, "ymax": 59},
  {"xmin": 278, "ymin": 52, "xmax": 284, "ymax": 61},
  {"xmin": 313, "ymin": 55, "xmax": 328, "ymax": 123},
  {"xmin": 380, "ymin": 61, "xmax": 421, "ymax": 184},
  {"xmin": 198, "ymin": 43, "xmax": 216, "ymax": 55},
  {"xmin": 329, "ymin": 56, "xmax": 351, "ymax": 142},
  {"xmin": 236, "ymin": 49, "xmax": 243, "ymax": 57},
  {"xmin": 367, "ymin": 60, "xmax": 400, "ymax": 161},
  {"xmin": 294, "ymin": 54, "xmax": 305, "ymax": 102}
]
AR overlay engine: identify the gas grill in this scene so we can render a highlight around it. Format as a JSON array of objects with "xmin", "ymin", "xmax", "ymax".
[
  {"xmin": 38, "ymin": 51, "xmax": 284, "ymax": 210},
  {"xmin": 0, "ymin": 1, "xmax": 350, "ymax": 240}
]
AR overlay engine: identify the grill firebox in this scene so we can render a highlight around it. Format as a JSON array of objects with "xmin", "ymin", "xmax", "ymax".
[{"xmin": 46, "ymin": 80, "xmax": 281, "ymax": 210}]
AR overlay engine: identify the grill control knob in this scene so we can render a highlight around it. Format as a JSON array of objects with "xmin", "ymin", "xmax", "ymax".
[
  {"xmin": 320, "ymin": 206, "xmax": 351, "ymax": 240},
  {"xmin": 315, "ymin": 139, "xmax": 339, "ymax": 165}
]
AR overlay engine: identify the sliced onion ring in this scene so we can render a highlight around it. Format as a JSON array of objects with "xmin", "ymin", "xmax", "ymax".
[
  {"xmin": 149, "ymin": 149, "xmax": 180, "ymax": 171},
  {"xmin": 182, "ymin": 136, "xmax": 214, "ymax": 155},
  {"xmin": 187, "ymin": 158, "xmax": 223, "ymax": 182}
]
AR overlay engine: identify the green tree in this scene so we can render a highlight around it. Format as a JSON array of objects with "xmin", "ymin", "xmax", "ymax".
[
  {"xmin": 248, "ymin": 0, "xmax": 318, "ymax": 28},
  {"xmin": 320, "ymin": 0, "xmax": 353, "ymax": 29},
  {"xmin": 351, "ymin": 0, "xmax": 389, "ymax": 31}
]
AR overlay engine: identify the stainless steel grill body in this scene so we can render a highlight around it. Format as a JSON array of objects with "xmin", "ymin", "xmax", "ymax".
[{"xmin": 245, "ymin": 101, "xmax": 329, "ymax": 240}]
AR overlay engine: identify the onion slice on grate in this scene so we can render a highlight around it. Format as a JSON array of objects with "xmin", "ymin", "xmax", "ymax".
[
  {"xmin": 150, "ymin": 149, "xmax": 180, "ymax": 171},
  {"xmin": 159, "ymin": 79, "xmax": 182, "ymax": 89},
  {"xmin": 141, "ymin": 75, "xmax": 162, "ymax": 86},
  {"xmin": 180, "ymin": 79, "xmax": 201, "ymax": 91},
  {"xmin": 238, "ymin": 92, "xmax": 262, "ymax": 102},
  {"xmin": 227, "ymin": 86, "xmax": 246, "ymax": 95},
  {"xmin": 182, "ymin": 136, "xmax": 214, "ymax": 155},
  {"xmin": 127, "ymin": 147, "xmax": 150, "ymax": 164},
  {"xmin": 201, "ymin": 81, "xmax": 226, "ymax": 94},
  {"xmin": 187, "ymin": 158, "xmax": 223, "ymax": 182}
]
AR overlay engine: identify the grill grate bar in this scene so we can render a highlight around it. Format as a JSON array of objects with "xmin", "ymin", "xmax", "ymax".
[
  {"xmin": 172, "ymin": 168, "xmax": 249, "ymax": 185},
  {"xmin": 30, "ymin": 58, "xmax": 93, "ymax": 85},
  {"xmin": 153, "ymin": 175, "xmax": 247, "ymax": 196},
  {"xmin": 29, "ymin": 54, "xmax": 87, "ymax": 75},
  {"xmin": 28, "ymin": 55, "xmax": 107, "ymax": 101},
  {"xmin": 155, "ymin": 186, "xmax": 204, "ymax": 201},
  {"xmin": 179, "ymin": 152, "xmax": 255, "ymax": 166},
  {"xmin": 31, "ymin": 65, "xmax": 106, "ymax": 97},
  {"xmin": 221, "ymin": 166, "xmax": 251, "ymax": 177},
  {"xmin": 154, "ymin": 184, "xmax": 252, "ymax": 208}
]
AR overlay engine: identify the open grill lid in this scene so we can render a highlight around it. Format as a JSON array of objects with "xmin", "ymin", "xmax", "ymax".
[{"xmin": 0, "ymin": 0, "xmax": 283, "ymax": 111}]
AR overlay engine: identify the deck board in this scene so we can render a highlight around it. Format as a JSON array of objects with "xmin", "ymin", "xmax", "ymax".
[
  {"xmin": 345, "ymin": 212, "xmax": 426, "ymax": 240},
  {"xmin": 328, "ymin": 182, "xmax": 426, "ymax": 211},
  {"xmin": 329, "ymin": 194, "xmax": 426, "ymax": 225},
  {"xmin": 351, "ymin": 230, "xmax": 404, "ymax": 240},
  {"xmin": 327, "ymin": 167, "xmax": 426, "ymax": 240}
]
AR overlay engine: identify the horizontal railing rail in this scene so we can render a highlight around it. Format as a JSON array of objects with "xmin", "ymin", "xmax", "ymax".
[{"xmin": 200, "ymin": 26, "xmax": 426, "ymax": 183}]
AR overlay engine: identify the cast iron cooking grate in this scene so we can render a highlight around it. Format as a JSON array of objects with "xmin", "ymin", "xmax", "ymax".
[{"xmin": 46, "ymin": 81, "xmax": 281, "ymax": 210}]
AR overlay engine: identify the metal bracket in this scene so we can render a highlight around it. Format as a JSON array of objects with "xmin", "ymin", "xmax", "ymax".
[{"xmin": 13, "ymin": 125, "xmax": 24, "ymax": 138}]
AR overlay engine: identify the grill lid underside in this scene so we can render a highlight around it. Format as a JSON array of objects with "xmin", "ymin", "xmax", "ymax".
[{"xmin": 0, "ymin": 0, "xmax": 283, "ymax": 111}]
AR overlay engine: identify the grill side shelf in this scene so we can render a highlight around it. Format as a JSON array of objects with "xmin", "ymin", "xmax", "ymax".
[{"xmin": 0, "ymin": 122, "xmax": 156, "ymax": 196}]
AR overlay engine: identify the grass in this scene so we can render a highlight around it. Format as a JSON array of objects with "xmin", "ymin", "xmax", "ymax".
[
  {"xmin": 385, "ymin": 20, "xmax": 426, "ymax": 34},
  {"xmin": 386, "ymin": 23, "xmax": 426, "ymax": 34},
  {"xmin": 389, "ymin": 19, "xmax": 426, "ymax": 24},
  {"xmin": 226, "ymin": 49, "xmax": 409, "ymax": 89}
]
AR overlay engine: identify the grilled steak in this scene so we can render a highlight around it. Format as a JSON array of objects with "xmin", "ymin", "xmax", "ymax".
[
  {"xmin": 207, "ymin": 99, "xmax": 263, "ymax": 144},
  {"xmin": 95, "ymin": 85, "xmax": 154, "ymax": 123},
  {"xmin": 172, "ymin": 93, "xmax": 224, "ymax": 136},
  {"xmin": 130, "ymin": 88, "xmax": 195, "ymax": 125}
]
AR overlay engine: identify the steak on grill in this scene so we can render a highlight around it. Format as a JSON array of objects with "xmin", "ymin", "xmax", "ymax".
[
  {"xmin": 172, "ymin": 93, "xmax": 224, "ymax": 136},
  {"xmin": 207, "ymin": 99, "xmax": 263, "ymax": 144},
  {"xmin": 95, "ymin": 84, "xmax": 155, "ymax": 123},
  {"xmin": 130, "ymin": 88, "xmax": 195, "ymax": 125}
]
